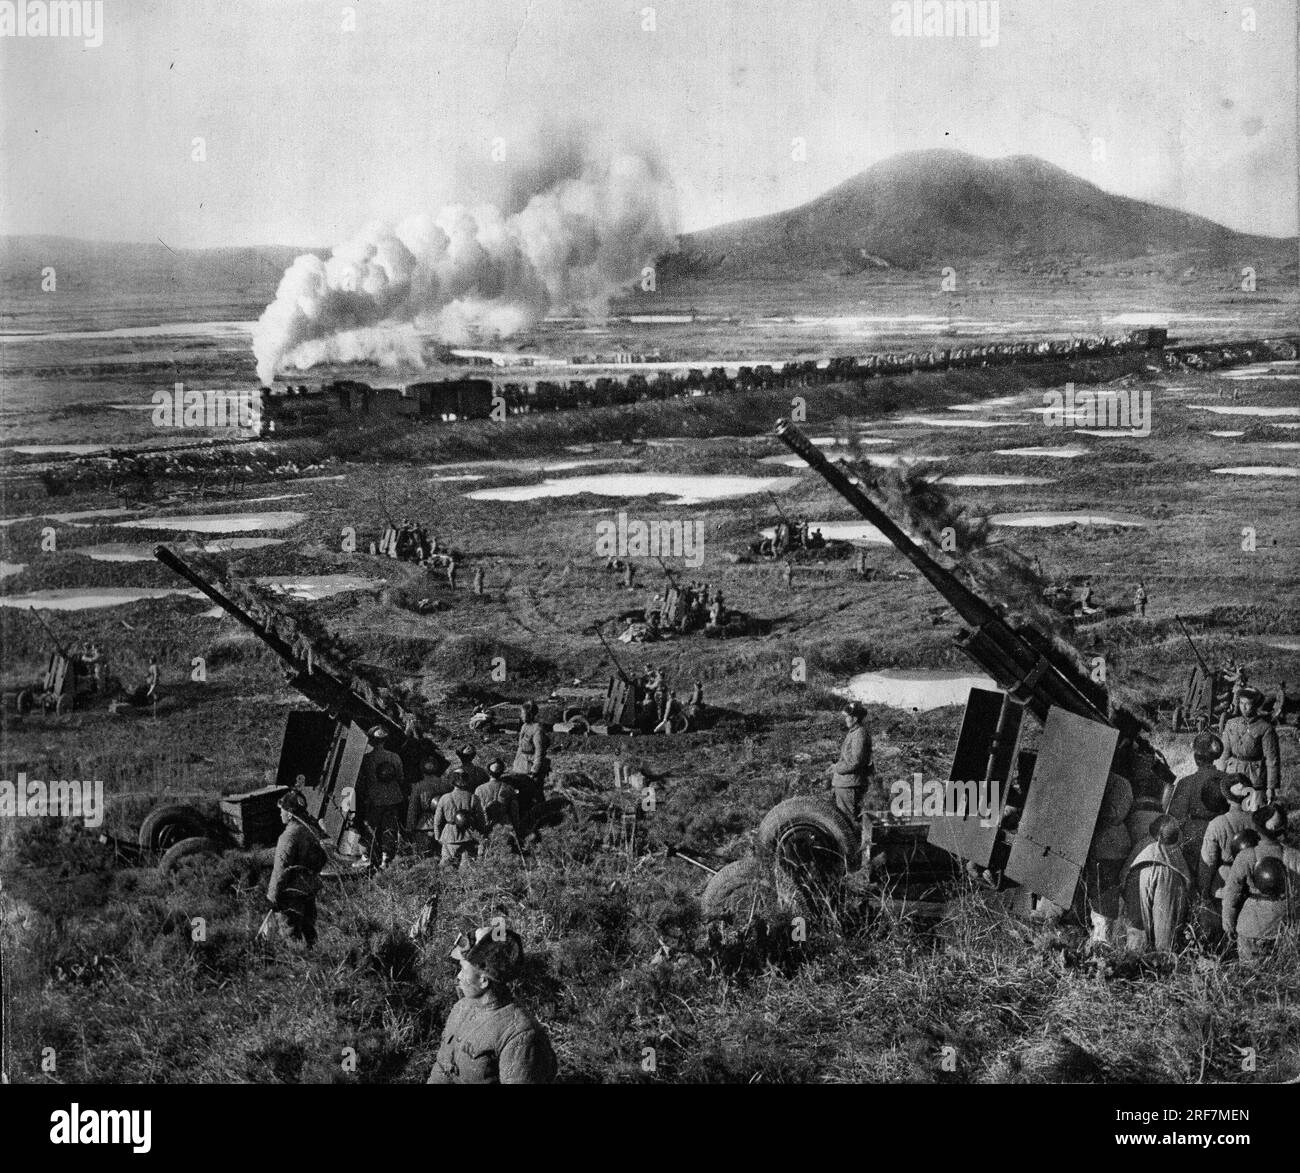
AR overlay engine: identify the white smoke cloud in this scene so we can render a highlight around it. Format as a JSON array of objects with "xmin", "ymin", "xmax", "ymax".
[{"xmin": 253, "ymin": 147, "xmax": 677, "ymax": 384}]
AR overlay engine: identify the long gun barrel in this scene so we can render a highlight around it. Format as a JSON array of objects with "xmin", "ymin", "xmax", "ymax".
[
  {"xmin": 29, "ymin": 606, "xmax": 73, "ymax": 658},
  {"xmin": 153, "ymin": 544, "xmax": 407, "ymax": 739},
  {"xmin": 773, "ymin": 419, "xmax": 1119, "ymax": 732}
]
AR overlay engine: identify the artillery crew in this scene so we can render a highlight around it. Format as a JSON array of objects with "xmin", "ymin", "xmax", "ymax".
[
  {"xmin": 1221, "ymin": 804, "xmax": 1299, "ymax": 963},
  {"xmin": 1221, "ymin": 687, "xmax": 1281, "ymax": 802},
  {"xmin": 1163, "ymin": 731, "xmax": 1230, "ymax": 875},
  {"xmin": 354, "ymin": 725, "xmax": 407, "ymax": 870},
  {"xmin": 433, "ymin": 767, "xmax": 486, "ymax": 867},
  {"xmin": 267, "ymin": 789, "xmax": 328, "ymax": 948}
]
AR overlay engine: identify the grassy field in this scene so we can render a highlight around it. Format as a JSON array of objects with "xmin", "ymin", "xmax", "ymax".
[{"xmin": 2, "ymin": 350, "xmax": 1299, "ymax": 1084}]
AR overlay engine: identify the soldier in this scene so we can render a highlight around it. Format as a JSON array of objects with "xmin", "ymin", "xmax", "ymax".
[
  {"xmin": 475, "ymin": 759, "xmax": 520, "ymax": 840},
  {"xmin": 1120, "ymin": 814, "xmax": 1190, "ymax": 953},
  {"xmin": 654, "ymin": 690, "xmax": 683, "ymax": 735},
  {"xmin": 266, "ymin": 789, "xmax": 328, "ymax": 948},
  {"xmin": 354, "ymin": 726, "xmax": 407, "ymax": 869},
  {"xmin": 427, "ymin": 927, "xmax": 557, "ymax": 1084},
  {"xmin": 783, "ymin": 561, "xmax": 793, "ymax": 590},
  {"xmin": 511, "ymin": 703, "xmax": 547, "ymax": 779},
  {"xmin": 1163, "ymin": 731, "xmax": 1230, "ymax": 875},
  {"xmin": 1133, "ymin": 581, "xmax": 1148, "ymax": 618},
  {"xmin": 830, "ymin": 701, "xmax": 874, "ymax": 831},
  {"xmin": 624, "ymin": 562, "xmax": 636, "ymax": 591},
  {"xmin": 407, "ymin": 755, "xmax": 453, "ymax": 857},
  {"xmin": 1221, "ymin": 804, "xmax": 1300, "ymax": 963},
  {"xmin": 447, "ymin": 557, "xmax": 458, "ymax": 590},
  {"xmin": 1198, "ymin": 773, "xmax": 1258, "ymax": 930},
  {"xmin": 1083, "ymin": 772, "xmax": 1133, "ymax": 945},
  {"xmin": 1222, "ymin": 687, "xmax": 1281, "ymax": 802},
  {"xmin": 472, "ymin": 567, "xmax": 484, "ymax": 596},
  {"xmin": 432, "ymin": 769, "xmax": 485, "ymax": 867}
]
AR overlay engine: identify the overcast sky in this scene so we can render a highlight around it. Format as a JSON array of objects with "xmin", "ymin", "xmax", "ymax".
[{"xmin": 1, "ymin": 0, "xmax": 1295, "ymax": 247}]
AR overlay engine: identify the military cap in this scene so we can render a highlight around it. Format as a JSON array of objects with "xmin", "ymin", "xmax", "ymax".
[
  {"xmin": 278, "ymin": 788, "xmax": 309, "ymax": 814},
  {"xmin": 450, "ymin": 926, "xmax": 525, "ymax": 984},
  {"xmin": 367, "ymin": 724, "xmax": 389, "ymax": 741},
  {"xmin": 455, "ymin": 744, "xmax": 477, "ymax": 760},
  {"xmin": 1237, "ymin": 687, "xmax": 1264, "ymax": 705},
  {"xmin": 841, "ymin": 700, "xmax": 868, "ymax": 719}
]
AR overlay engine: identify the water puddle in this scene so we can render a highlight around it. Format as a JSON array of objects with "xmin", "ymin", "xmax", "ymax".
[
  {"xmin": 467, "ymin": 474, "xmax": 801, "ymax": 506},
  {"xmin": 1211, "ymin": 466, "xmax": 1300, "ymax": 478},
  {"xmin": 1265, "ymin": 443, "xmax": 1300, "ymax": 451},
  {"xmin": 116, "ymin": 511, "xmax": 308, "ymax": 533},
  {"xmin": 991, "ymin": 511, "xmax": 1149, "ymax": 528},
  {"xmin": 71, "ymin": 537, "xmax": 285, "ymax": 562},
  {"xmin": 1207, "ymin": 431, "xmax": 1245, "ymax": 438},
  {"xmin": 897, "ymin": 417, "xmax": 1030, "ymax": 429},
  {"xmin": 1219, "ymin": 362, "xmax": 1300, "ymax": 381},
  {"xmin": 1073, "ymin": 428, "xmax": 1149, "ymax": 438},
  {"xmin": 1189, "ymin": 405, "xmax": 1300, "ymax": 417},
  {"xmin": 936, "ymin": 474, "xmax": 1057, "ymax": 487},
  {"xmin": 258, "ymin": 575, "xmax": 381, "ymax": 600},
  {"xmin": 0, "ymin": 561, "xmax": 26, "ymax": 579},
  {"xmin": 0, "ymin": 507, "xmax": 138, "ymax": 529},
  {"xmin": 5, "ymin": 444, "xmax": 110, "ymax": 456},
  {"xmin": 760, "ymin": 521, "xmax": 896, "ymax": 546},
  {"xmin": 993, "ymin": 446, "xmax": 1090, "ymax": 458},
  {"xmin": 0, "ymin": 587, "xmax": 205, "ymax": 611},
  {"xmin": 1261, "ymin": 637, "xmax": 1300, "ymax": 652},
  {"xmin": 836, "ymin": 669, "xmax": 999, "ymax": 711}
]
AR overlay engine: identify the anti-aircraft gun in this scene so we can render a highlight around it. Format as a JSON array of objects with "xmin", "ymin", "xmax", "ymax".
[
  {"xmin": 133, "ymin": 546, "xmax": 447, "ymax": 872},
  {"xmin": 746, "ymin": 420, "xmax": 1171, "ymax": 914}
]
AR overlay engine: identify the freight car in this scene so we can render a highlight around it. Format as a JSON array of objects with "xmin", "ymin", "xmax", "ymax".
[{"xmin": 407, "ymin": 378, "xmax": 495, "ymax": 420}]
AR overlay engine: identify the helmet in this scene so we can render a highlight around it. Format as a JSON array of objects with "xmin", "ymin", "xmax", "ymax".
[
  {"xmin": 1251, "ymin": 856, "xmax": 1287, "ymax": 899},
  {"xmin": 455, "ymin": 745, "xmax": 476, "ymax": 761},
  {"xmin": 1252, "ymin": 802, "xmax": 1288, "ymax": 840},
  {"xmin": 452, "ymin": 809, "xmax": 472, "ymax": 832},
  {"xmin": 841, "ymin": 701, "xmax": 868, "ymax": 720},
  {"xmin": 367, "ymin": 725, "xmax": 388, "ymax": 741},
  {"xmin": 1192, "ymin": 731, "xmax": 1223, "ymax": 760},
  {"xmin": 1229, "ymin": 828, "xmax": 1260, "ymax": 856},
  {"xmin": 488, "ymin": 759, "xmax": 505, "ymax": 777},
  {"xmin": 1149, "ymin": 814, "xmax": 1181, "ymax": 845}
]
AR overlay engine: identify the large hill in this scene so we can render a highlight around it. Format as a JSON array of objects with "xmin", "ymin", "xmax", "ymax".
[{"xmin": 668, "ymin": 150, "xmax": 1294, "ymax": 276}]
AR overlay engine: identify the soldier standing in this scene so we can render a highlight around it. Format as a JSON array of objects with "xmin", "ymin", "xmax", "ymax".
[
  {"xmin": 406, "ymin": 754, "xmax": 453, "ymax": 857},
  {"xmin": 447, "ymin": 557, "xmax": 458, "ymax": 590},
  {"xmin": 1222, "ymin": 687, "xmax": 1281, "ymax": 802},
  {"xmin": 1133, "ymin": 581, "xmax": 1148, "ymax": 618},
  {"xmin": 1198, "ymin": 773, "xmax": 1258, "ymax": 937},
  {"xmin": 472, "ymin": 567, "xmax": 484, "ymax": 596},
  {"xmin": 354, "ymin": 726, "xmax": 407, "ymax": 869},
  {"xmin": 427, "ymin": 927, "xmax": 557, "ymax": 1084},
  {"xmin": 1120, "ymin": 814, "xmax": 1190, "ymax": 953},
  {"xmin": 474, "ymin": 760, "xmax": 521, "ymax": 840},
  {"xmin": 1162, "ymin": 731, "xmax": 1230, "ymax": 875},
  {"xmin": 624, "ymin": 562, "xmax": 636, "ymax": 591},
  {"xmin": 1221, "ymin": 804, "xmax": 1300, "ymax": 963},
  {"xmin": 432, "ymin": 769, "xmax": 485, "ymax": 867},
  {"xmin": 830, "ymin": 702, "xmax": 874, "ymax": 831},
  {"xmin": 783, "ymin": 561, "xmax": 793, "ymax": 590},
  {"xmin": 511, "ymin": 702, "xmax": 550, "ymax": 786},
  {"xmin": 1083, "ymin": 772, "xmax": 1133, "ymax": 945},
  {"xmin": 266, "ymin": 790, "xmax": 328, "ymax": 948}
]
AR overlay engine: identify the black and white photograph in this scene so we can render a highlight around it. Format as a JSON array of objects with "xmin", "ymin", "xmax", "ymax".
[{"xmin": 1, "ymin": 0, "xmax": 1297, "ymax": 1130}]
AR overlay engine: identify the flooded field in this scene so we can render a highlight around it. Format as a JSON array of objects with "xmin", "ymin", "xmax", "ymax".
[
  {"xmin": 467, "ymin": 473, "xmax": 801, "ymax": 506},
  {"xmin": 836, "ymin": 669, "xmax": 999, "ymax": 711}
]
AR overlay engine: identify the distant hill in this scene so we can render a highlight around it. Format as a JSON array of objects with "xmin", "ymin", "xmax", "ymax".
[
  {"xmin": 0, "ymin": 235, "xmax": 318, "ymax": 303},
  {"xmin": 666, "ymin": 150, "xmax": 1295, "ymax": 276}
]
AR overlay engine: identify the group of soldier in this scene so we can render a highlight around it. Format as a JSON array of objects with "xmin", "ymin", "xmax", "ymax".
[
  {"xmin": 828, "ymin": 685, "xmax": 1294, "ymax": 963},
  {"xmin": 641, "ymin": 581, "xmax": 727, "ymax": 636}
]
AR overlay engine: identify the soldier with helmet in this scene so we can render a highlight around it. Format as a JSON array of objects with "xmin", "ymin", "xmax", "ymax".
[
  {"xmin": 433, "ymin": 763, "xmax": 486, "ymax": 867},
  {"xmin": 1221, "ymin": 687, "xmax": 1282, "ymax": 803},
  {"xmin": 1163, "ymin": 731, "xmax": 1231, "ymax": 875},
  {"xmin": 474, "ymin": 759, "xmax": 521, "ymax": 841},
  {"xmin": 1221, "ymin": 803, "xmax": 1300, "ymax": 962},
  {"xmin": 427, "ymin": 926, "xmax": 557, "ymax": 1084},
  {"xmin": 354, "ymin": 725, "xmax": 407, "ymax": 870},
  {"xmin": 830, "ymin": 701, "xmax": 875, "ymax": 833},
  {"xmin": 512, "ymin": 702, "xmax": 550, "ymax": 786},
  {"xmin": 266, "ymin": 789, "xmax": 328, "ymax": 947}
]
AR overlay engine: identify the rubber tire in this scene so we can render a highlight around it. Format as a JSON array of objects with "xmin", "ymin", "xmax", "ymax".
[
  {"xmin": 54, "ymin": 694, "xmax": 71, "ymax": 716},
  {"xmin": 564, "ymin": 715, "xmax": 591, "ymax": 735},
  {"xmin": 138, "ymin": 804, "xmax": 210, "ymax": 855},
  {"xmin": 701, "ymin": 857, "xmax": 779, "ymax": 920},
  {"xmin": 756, "ymin": 797, "xmax": 860, "ymax": 881},
  {"xmin": 15, "ymin": 690, "xmax": 32, "ymax": 715},
  {"xmin": 158, "ymin": 836, "xmax": 223, "ymax": 877}
]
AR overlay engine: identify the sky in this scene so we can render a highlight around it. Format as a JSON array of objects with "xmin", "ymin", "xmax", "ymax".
[{"xmin": 1, "ymin": 0, "xmax": 1296, "ymax": 248}]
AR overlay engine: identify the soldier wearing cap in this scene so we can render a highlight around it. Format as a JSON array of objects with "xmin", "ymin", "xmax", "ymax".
[
  {"xmin": 830, "ymin": 701, "xmax": 874, "ymax": 830},
  {"xmin": 1220, "ymin": 803, "xmax": 1300, "ymax": 963},
  {"xmin": 433, "ymin": 758, "xmax": 486, "ymax": 867},
  {"xmin": 427, "ymin": 926, "xmax": 557, "ymax": 1084},
  {"xmin": 1163, "ymin": 731, "xmax": 1231, "ymax": 875},
  {"xmin": 267, "ymin": 790, "xmax": 328, "ymax": 947},
  {"xmin": 1199, "ymin": 773, "xmax": 1258, "ymax": 915},
  {"xmin": 1222, "ymin": 687, "xmax": 1281, "ymax": 803},
  {"xmin": 355, "ymin": 725, "xmax": 407, "ymax": 869},
  {"xmin": 512, "ymin": 703, "xmax": 550, "ymax": 785},
  {"xmin": 474, "ymin": 759, "xmax": 521, "ymax": 840}
]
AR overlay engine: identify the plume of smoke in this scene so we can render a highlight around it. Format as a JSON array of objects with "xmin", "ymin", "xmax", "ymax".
[{"xmin": 253, "ymin": 146, "xmax": 677, "ymax": 384}]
